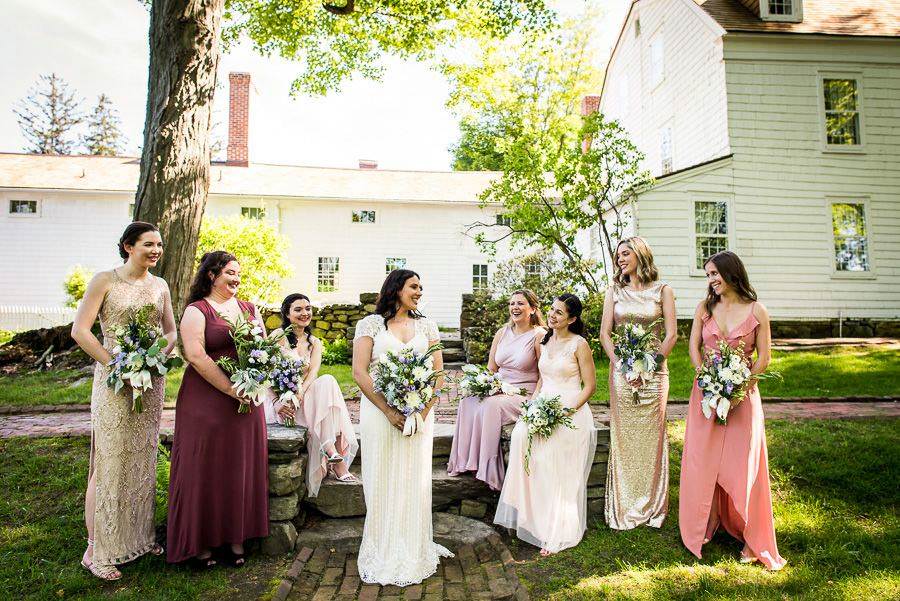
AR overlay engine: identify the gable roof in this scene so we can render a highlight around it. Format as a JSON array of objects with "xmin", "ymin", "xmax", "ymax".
[
  {"xmin": 0, "ymin": 153, "xmax": 499, "ymax": 205},
  {"xmin": 697, "ymin": 0, "xmax": 900, "ymax": 37}
]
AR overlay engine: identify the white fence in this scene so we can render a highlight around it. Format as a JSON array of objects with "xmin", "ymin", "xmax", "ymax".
[{"xmin": 0, "ymin": 306, "xmax": 77, "ymax": 332}]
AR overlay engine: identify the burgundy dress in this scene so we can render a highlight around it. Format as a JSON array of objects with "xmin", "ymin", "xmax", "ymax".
[{"xmin": 166, "ymin": 299, "xmax": 269, "ymax": 563}]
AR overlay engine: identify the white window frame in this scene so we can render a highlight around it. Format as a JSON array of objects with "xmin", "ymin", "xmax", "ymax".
[
  {"xmin": 495, "ymin": 214, "xmax": 512, "ymax": 227},
  {"xmin": 691, "ymin": 197, "xmax": 732, "ymax": 275},
  {"xmin": 761, "ymin": 0, "xmax": 803, "ymax": 23},
  {"xmin": 241, "ymin": 206, "xmax": 266, "ymax": 220},
  {"xmin": 827, "ymin": 197, "xmax": 875, "ymax": 279},
  {"xmin": 317, "ymin": 257, "xmax": 340, "ymax": 292},
  {"xmin": 660, "ymin": 125, "xmax": 673, "ymax": 175},
  {"xmin": 352, "ymin": 209, "xmax": 376, "ymax": 224},
  {"xmin": 818, "ymin": 71, "xmax": 865, "ymax": 153},
  {"xmin": 472, "ymin": 264, "xmax": 489, "ymax": 292},
  {"xmin": 385, "ymin": 257, "xmax": 407, "ymax": 274},
  {"xmin": 649, "ymin": 33, "xmax": 664, "ymax": 90},
  {"xmin": 8, "ymin": 199, "xmax": 41, "ymax": 218}
]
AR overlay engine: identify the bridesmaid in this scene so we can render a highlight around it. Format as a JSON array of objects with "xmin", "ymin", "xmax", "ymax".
[
  {"xmin": 495, "ymin": 294, "xmax": 597, "ymax": 556},
  {"xmin": 447, "ymin": 289, "xmax": 545, "ymax": 490},
  {"xmin": 599, "ymin": 236, "xmax": 677, "ymax": 530},
  {"xmin": 267, "ymin": 293, "xmax": 359, "ymax": 494},
  {"xmin": 167, "ymin": 251, "xmax": 269, "ymax": 568},
  {"xmin": 679, "ymin": 251, "xmax": 786, "ymax": 570},
  {"xmin": 72, "ymin": 222, "xmax": 176, "ymax": 580}
]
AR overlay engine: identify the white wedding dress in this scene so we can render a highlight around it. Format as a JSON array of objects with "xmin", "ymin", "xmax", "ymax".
[{"xmin": 354, "ymin": 314, "xmax": 453, "ymax": 586}]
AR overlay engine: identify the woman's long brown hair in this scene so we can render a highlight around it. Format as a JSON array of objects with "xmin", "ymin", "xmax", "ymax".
[{"xmin": 703, "ymin": 251, "xmax": 757, "ymax": 318}]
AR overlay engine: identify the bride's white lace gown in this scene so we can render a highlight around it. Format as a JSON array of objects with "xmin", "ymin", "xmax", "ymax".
[{"xmin": 354, "ymin": 314, "xmax": 453, "ymax": 586}]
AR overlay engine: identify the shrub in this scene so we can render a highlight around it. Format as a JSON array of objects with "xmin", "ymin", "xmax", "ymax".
[
  {"xmin": 63, "ymin": 265, "xmax": 93, "ymax": 308},
  {"xmin": 0, "ymin": 330, "xmax": 13, "ymax": 346},
  {"xmin": 321, "ymin": 337, "xmax": 352, "ymax": 365}
]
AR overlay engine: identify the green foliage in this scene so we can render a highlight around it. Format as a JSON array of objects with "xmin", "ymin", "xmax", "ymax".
[
  {"xmin": 0, "ymin": 330, "xmax": 13, "ymax": 346},
  {"xmin": 62, "ymin": 264, "xmax": 93, "ymax": 308},
  {"xmin": 195, "ymin": 215, "xmax": 292, "ymax": 305},
  {"xmin": 321, "ymin": 337, "xmax": 352, "ymax": 365},
  {"xmin": 82, "ymin": 93, "xmax": 125, "ymax": 156}
]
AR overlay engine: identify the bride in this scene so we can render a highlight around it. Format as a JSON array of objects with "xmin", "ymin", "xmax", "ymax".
[{"xmin": 352, "ymin": 269, "xmax": 453, "ymax": 585}]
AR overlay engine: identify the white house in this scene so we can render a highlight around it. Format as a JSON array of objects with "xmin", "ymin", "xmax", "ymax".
[
  {"xmin": 592, "ymin": 0, "xmax": 900, "ymax": 325},
  {"xmin": 0, "ymin": 75, "xmax": 511, "ymax": 329}
]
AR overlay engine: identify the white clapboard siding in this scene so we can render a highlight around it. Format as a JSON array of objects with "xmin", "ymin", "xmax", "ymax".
[{"xmin": 0, "ymin": 305, "xmax": 77, "ymax": 331}]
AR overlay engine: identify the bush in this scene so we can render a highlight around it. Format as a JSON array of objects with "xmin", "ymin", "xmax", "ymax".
[
  {"xmin": 0, "ymin": 330, "xmax": 13, "ymax": 346},
  {"xmin": 63, "ymin": 265, "xmax": 93, "ymax": 308},
  {"xmin": 196, "ymin": 216, "xmax": 293, "ymax": 305},
  {"xmin": 321, "ymin": 337, "xmax": 352, "ymax": 365}
]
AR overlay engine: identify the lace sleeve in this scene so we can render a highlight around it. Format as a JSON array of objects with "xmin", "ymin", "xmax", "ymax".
[
  {"xmin": 354, "ymin": 315, "xmax": 383, "ymax": 341},
  {"xmin": 421, "ymin": 318, "xmax": 440, "ymax": 342}
]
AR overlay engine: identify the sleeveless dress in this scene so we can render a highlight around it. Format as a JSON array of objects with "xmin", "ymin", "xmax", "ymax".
[
  {"xmin": 166, "ymin": 299, "xmax": 269, "ymax": 563},
  {"xmin": 447, "ymin": 324, "xmax": 540, "ymax": 491},
  {"xmin": 89, "ymin": 271, "xmax": 167, "ymax": 567},
  {"xmin": 263, "ymin": 342, "xmax": 358, "ymax": 498},
  {"xmin": 354, "ymin": 315, "xmax": 453, "ymax": 586},
  {"xmin": 606, "ymin": 282, "xmax": 670, "ymax": 530},
  {"xmin": 679, "ymin": 306, "xmax": 786, "ymax": 570},
  {"xmin": 494, "ymin": 335, "xmax": 597, "ymax": 553}
]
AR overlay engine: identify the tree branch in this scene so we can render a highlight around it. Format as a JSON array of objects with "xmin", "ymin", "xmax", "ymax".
[{"xmin": 323, "ymin": 0, "xmax": 354, "ymax": 16}]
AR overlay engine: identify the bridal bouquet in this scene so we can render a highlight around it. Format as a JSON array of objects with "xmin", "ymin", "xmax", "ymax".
[
  {"xmin": 216, "ymin": 311, "xmax": 286, "ymax": 413},
  {"xmin": 519, "ymin": 392, "xmax": 575, "ymax": 474},
  {"xmin": 269, "ymin": 355, "xmax": 307, "ymax": 427},
  {"xmin": 106, "ymin": 303, "xmax": 182, "ymax": 413},
  {"xmin": 455, "ymin": 363, "xmax": 523, "ymax": 400},
  {"xmin": 612, "ymin": 318, "xmax": 664, "ymax": 403},
  {"xmin": 371, "ymin": 343, "xmax": 444, "ymax": 436},
  {"xmin": 696, "ymin": 340, "xmax": 780, "ymax": 424}
]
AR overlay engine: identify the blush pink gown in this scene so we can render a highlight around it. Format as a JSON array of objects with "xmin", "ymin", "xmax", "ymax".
[{"xmin": 679, "ymin": 306, "xmax": 786, "ymax": 570}]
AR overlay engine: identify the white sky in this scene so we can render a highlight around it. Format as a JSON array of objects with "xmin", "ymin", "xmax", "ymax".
[{"xmin": 0, "ymin": 0, "xmax": 630, "ymax": 171}]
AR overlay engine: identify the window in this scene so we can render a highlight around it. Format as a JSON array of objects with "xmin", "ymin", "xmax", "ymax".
[
  {"xmin": 241, "ymin": 206, "xmax": 265, "ymax": 220},
  {"xmin": 831, "ymin": 202, "xmax": 869, "ymax": 272},
  {"xmin": 823, "ymin": 78, "xmax": 861, "ymax": 146},
  {"xmin": 524, "ymin": 259, "xmax": 542, "ymax": 279},
  {"xmin": 694, "ymin": 201, "xmax": 728, "ymax": 269},
  {"xmin": 472, "ymin": 264, "xmax": 488, "ymax": 292},
  {"xmin": 762, "ymin": 0, "xmax": 801, "ymax": 21},
  {"xmin": 385, "ymin": 257, "xmax": 407, "ymax": 274},
  {"xmin": 9, "ymin": 200, "xmax": 38, "ymax": 216},
  {"xmin": 495, "ymin": 214, "xmax": 512, "ymax": 227},
  {"xmin": 660, "ymin": 126, "xmax": 673, "ymax": 175},
  {"xmin": 128, "ymin": 203, "xmax": 135, "ymax": 217},
  {"xmin": 352, "ymin": 210, "xmax": 376, "ymax": 224},
  {"xmin": 768, "ymin": 0, "xmax": 793, "ymax": 14},
  {"xmin": 649, "ymin": 35, "xmax": 664, "ymax": 88},
  {"xmin": 317, "ymin": 257, "xmax": 339, "ymax": 292}
]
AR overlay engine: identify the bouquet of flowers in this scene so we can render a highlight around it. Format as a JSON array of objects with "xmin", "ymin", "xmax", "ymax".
[
  {"xmin": 611, "ymin": 318, "xmax": 664, "ymax": 403},
  {"xmin": 371, "ymin": 343, "xmax": 444, "ymax": 436},
  {"xmin": 519, "ymin": 392, "xmax": 575, "ymax": 474},
  {"xmin": 216, "ymin": 311, "xmax": 286, "ymax": 413},
  {"xmin": 106, "ymin": 304, "xmax": 182, "ymax": 413},
  {"xmin": 269, "ymin": 354, "xmax": 307, "ymax": 427},
  {"xmin": 696, "ymin": 340, "xmax": 781, "ymax": 424},
  {"xmin": 455, "ymin": 363, "xmax": 523, "ymax": 400}
]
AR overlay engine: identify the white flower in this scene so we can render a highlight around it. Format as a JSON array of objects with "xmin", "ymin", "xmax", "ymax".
[
  {"xmin": 412, "ymin": 366, "xmax": 430, "ymax": 382},
  {"xmin": 716, "ymin": 398, "xmax": 731, "ymax": 422},
  {"xmin": 405, "ymin": 391, "xmax": 422, "ymax": 408}
]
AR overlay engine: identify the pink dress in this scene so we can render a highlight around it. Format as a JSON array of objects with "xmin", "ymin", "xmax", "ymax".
[
  {"xmin": 679, "ymin": 307, "xmax": 786, "ymax": 570},
  {"xmin": 447, "ymin": 325, "xmax": 540, "ymax": 491}
]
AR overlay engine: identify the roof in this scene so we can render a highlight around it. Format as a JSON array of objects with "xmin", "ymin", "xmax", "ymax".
[
  {"xmin": 0, "ymin": 153, "xmax": 499, "ymax": 205},
  {"xmin": 697, "ymin": 0, "xmax": 900, "ymax": 37}
]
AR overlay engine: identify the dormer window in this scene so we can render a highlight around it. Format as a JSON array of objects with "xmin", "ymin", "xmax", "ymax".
[{"xmin": 761, "ymin": 0, "xmax": 802, "ymax": 22}]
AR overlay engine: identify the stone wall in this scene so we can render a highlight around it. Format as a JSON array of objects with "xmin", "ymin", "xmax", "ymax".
[{"xmin": 261, "ymin": 293, "xmax": 377, "ymax": 340}]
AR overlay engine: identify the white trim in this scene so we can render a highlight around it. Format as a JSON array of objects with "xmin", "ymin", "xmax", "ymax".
[
  {"xmin": 690, "ymin": 195, "xmax": 733, "ymax": 276},
  {"xmin": 826, "ymin": 196, "xmax": 875, "ymax": 279},
  {"xmin": 760, "ymin": 0, "xmax": 803, "ymax": 23},
  {"xmin": 7, "ymin": 198, "xmax": 41, "ymax": 218},
  {"xmin": 817, "ymin": 71, "xmax": 866, "ymax": 153}
]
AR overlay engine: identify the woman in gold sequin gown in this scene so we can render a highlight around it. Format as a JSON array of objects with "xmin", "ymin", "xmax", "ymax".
[
  {"xmin": 599, "ymin": 237, "xmax": 677, "ymax": 530},
  {"xmin": 71, "ymin": 222, "xmax": 177, "ymax": 580}
]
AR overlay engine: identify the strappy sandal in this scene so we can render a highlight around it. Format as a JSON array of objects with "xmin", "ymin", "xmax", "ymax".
[
  {"xmin": 328, "ymin": 465, "xmax": 358, "ymax": 483},
  {"xmin": 186, "ymin": 554, "xmax": 217, "ymax": 570},
  {"xmin": 148, "ymin": 543, "xmax": 165, "ymax": 556},
  {"xmin": 322, "ymin": 448, "xmax": 344, "ymax": 464},
  {"xmin": 81, "ymin": 540, "xmax": 122, "ymax": 581},
  {"xmin": 221, "ymin": 547, "xmax": 246, "ymax": 568}
]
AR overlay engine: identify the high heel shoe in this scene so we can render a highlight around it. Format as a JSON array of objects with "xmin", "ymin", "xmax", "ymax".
[
  {"xmin": 328, "ymin": 464, "xmax": 358, "ymax": 483},
  {"xmin": 81, "ymin": 539, "xmax": 122, "ymax": 581},
  {"xmin": 322, "ymin": 448, "xmax": 344, "ymax": 464}
]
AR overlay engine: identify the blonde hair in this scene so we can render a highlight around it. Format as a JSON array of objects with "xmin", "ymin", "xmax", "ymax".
[
  {"xmin": 613, "ymin": 236, "xmax": 659, "ymax": 287},
  {"xmin": 508, "ymin": 289, "xmax": 546, "ymax": 328}
]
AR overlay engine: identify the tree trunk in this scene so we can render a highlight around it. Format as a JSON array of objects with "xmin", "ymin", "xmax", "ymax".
[{"xmin": 134, "ymin": 0, "xmax": 224, "ymax": 317}]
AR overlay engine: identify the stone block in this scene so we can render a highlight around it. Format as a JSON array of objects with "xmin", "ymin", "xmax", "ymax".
[
  {"xmin": 270, "ymin": 456, "xmax": 306, "ymax": 496},
  {"xmin": 331, "ymin": 321, "xmax": 348, "ymax": 330},
  {"xmin": 359, "ymin": 292, "xmax": 378, "ymax": 304},
  {"xmin": 316, "ymin": 321, "xmax": 331, "ymax": 331},
  {"xmin": 363, "ymin": 304, "xmax": 377, "ymax": 313},
  {"xmin": 268, "ymin": 425, "xmax": 307, "ymax": 452},
  {"xmin": 460, "ymin": 499, "xmax": 487, "ymax": 519},
  {"xmin": 262, "ymin": 520, "xmax": 297, "ymax": 555},
  {"xmin": 269, "ymin": 451, "xmax": 301, "ymax": 465},
  {"xmin": 270, "ymin": 492, "xmax": 300, "ymax": 521},
  {"xmin": 312, "ymin": 328, "xmax": 327, "ymax": 338},
  {"xmin": 336, "ymin": 314, "xmax": 348, "ymax": 322}
]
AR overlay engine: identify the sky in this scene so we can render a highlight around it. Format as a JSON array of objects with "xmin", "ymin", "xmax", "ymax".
[{"xmin": 0, "ymin": 0, "xmax": 630, "ymax": 171}]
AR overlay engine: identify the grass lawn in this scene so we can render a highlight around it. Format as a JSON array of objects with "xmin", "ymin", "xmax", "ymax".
[
  {"xmin": 590, "ymin": 341, "xmax": 900, "ymax": 402},
  {"xmin": 513, "ymin": 418, "xmax": 900, "ymax": 600}
]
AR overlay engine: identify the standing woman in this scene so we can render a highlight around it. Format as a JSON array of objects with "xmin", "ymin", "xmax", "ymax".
[
  {"xmin": 679, "ymin": 251, "xmax": 785, "ymax": 570},
  {"xmin": 266, "ymin": 293, "xmax": 359, "ymax": 495},
  {"xmin": 448, "ymin": 290, "xmax": 545, "ymax": 490},
  {"xmin": 167, "ymin": 251, "xmax": 269, "ymax": 568},
  {"xmin": 599, "ymin": 236, "xmax": 677, "ymax": 530},
  {"xmin": 352, "ymin": 269, "xmax": 453, "ymax": 586},
  {"xmin": 495, "ymin": 294, "xmax": 597, "ymax": 556},
  {"xmin": 71, "ymin": 222, "xmax": 176, "ymax": 580}
]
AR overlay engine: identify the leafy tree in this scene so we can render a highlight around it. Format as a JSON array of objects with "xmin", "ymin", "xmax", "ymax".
[
  {"xmin": 195, "ymin": 216, "xmax": 292, "ymax": 306},
  {"xmin": 63, "ymin": 265, "xmax": 94, "ymax": 308},
  {"xmin": 14, "ymin": 73, "xmax": 83, "ymax": 155},
  {"xmin": 82, "ymin": 94, "xmax": 126, "ymax": 156}
]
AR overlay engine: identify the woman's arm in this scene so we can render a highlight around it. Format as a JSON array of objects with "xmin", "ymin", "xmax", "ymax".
[
  {"xmin": 352, "ymin": 335, "xmax": 405, "ymax": 431},
  {"xmin": 71, "ymin": 271, "xmax": 113, "ymax": 365},
  {"xmin": 533, "ymin": 327, "xmax": 546, "ymax": 362},
  {"xmin": 420, "ymin": 335, "xmax": 444, "ymax": 420},
  {"xmin": 751, "ymin": 302, "xmax": 772, "ymax": 376},
  {"xmin": 573, "ymin": 338, "xmax": 597, "ymax": 410},
  {"xmin": 161, "ymin": 282, "xmax": 178, "ymax": 355},
  {"xmin": 486, "ymin": 327, "xmax": 504, "ymax": 372},
  {"xmin": 180, "ymin": 306, "xmax": 246, "ymax": 402},
  {"xmin": 659, "ymin": 285, "xmax": 678, "ymax": 358},
  {"xmin": 688, "ymin": 302, "xmax": 706, "ymax": 370},
  {"xmin": 599, "ymin": 287, "xmax": 617, "ymax": 363},
  {"xmin": 303, "ymin": 338, "xmax": 324, "ymax": 394}
]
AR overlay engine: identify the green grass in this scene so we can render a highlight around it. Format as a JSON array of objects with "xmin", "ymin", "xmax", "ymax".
[
  {"xmin": 514, "ymin": 418, "xmax": 900, "ymax": 600},
  {"xmin": 0, "ymin": 364, "xmax": 357, "ymax": 408},
  {"xmin": 591, "ymin": 341, "xmax": 900, "ymax": 401}
]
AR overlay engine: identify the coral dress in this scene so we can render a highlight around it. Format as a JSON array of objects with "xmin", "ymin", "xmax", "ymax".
[
  {"xmin": 679, "ymin": 306, "xmax": 786, "ymax": 570},
  {"xmin": 447, "ymin": 324, "xmax": 540, "ymax": 490}
]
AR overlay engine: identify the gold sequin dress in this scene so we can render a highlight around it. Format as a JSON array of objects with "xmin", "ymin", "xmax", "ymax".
[
  {"xmin": 605, "ymin": 282, "xmax": 670, "ymax": 530},
  {"xmin": 89, "ymin": 270, "xmax": 166, "ymax": 566}
]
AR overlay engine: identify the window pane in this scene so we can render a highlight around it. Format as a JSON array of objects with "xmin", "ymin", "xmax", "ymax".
[
  {"xmin": 696, "ymin": 236, "xmax": 729, "ymax": 269},
  {"xmin": 694, "ymin": 201, "xmax": 728, "ymax": 235},
  {"xmin": 352, "ymin": 210, "xmax": 376, "ymax": 223},
  {"xmin": 824, "ymin": 79, "xmax": 857, "ymax": 112},
  {"xmin": 385, "ymin": 257, "xmax": 406, "ymax": 274},
  {"xmin": 318, "ymin": 257, "xmax": 339, "ymax": 292},
  {"xmin": 832, "ymin": 203, "xmax": 869, "ymax": 272},
  {"xmin": 10, "ymin": 200, "xmax": 37, "ymax": 214},
  {"xmin": 826, "ymin": 112, "xmax": 860, "ymax": 145},
  {"xmin": 768, "ymin": 0, "xmax": 793, "ymax": 15},
  {"xmin": 241, "ymin": 207, "xmax": 265, "ymax": 220},
  {"xmin": 496, "ymin": 214, "xmax": 512, "ymax": 226},
  {"xmin": 472, "ymin": 264, "xmax": 488, "ymax": 291}
]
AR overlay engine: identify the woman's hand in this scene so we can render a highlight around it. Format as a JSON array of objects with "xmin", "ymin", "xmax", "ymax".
[
  {"xmin": 276, "ymin": 402, "xmax": 295, "ymax": 422},
  {"xmin": 384, "ymin": 407, "xmax": 406, "ymax": 431}
]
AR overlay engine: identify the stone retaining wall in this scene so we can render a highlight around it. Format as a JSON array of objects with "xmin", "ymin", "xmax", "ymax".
[{"xmin": 261, "ymin": 293, "xmax": 377, "ymax": 340}]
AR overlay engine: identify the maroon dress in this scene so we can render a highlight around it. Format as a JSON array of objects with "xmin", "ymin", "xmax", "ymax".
[{"xmin": 166, "ymin": 299, "xmax": 269, "ymax": 563}]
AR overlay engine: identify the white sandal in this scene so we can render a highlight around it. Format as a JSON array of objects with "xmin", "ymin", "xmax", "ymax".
[{"xmin": 81, "ymin": 540, "xmax": 122, "ymax": 581}]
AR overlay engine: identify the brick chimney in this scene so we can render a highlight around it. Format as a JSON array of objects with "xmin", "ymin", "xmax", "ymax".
[
  {"xmin": 358, "ymin": 159, "xmax": 378, "ymax": 169},
  {"xmin": 581, "ymin": 94, "xmax": 601, "ymax": 153},
  {"xmin": 227, "ymin": 72, "xmax": 250, "ymax": 166}
]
